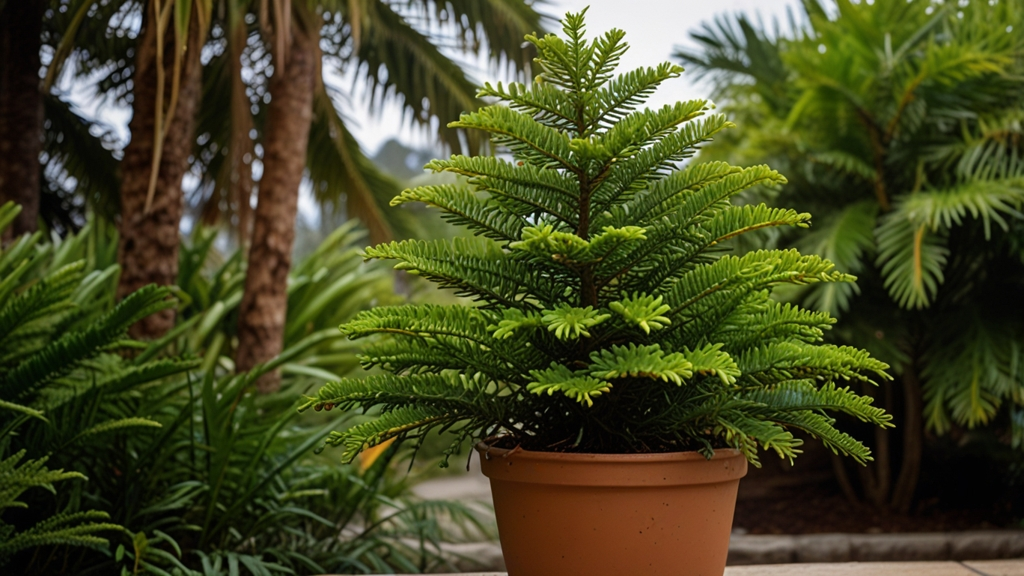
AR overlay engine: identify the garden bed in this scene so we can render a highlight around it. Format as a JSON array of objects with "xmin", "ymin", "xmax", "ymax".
[{"xmin": 734, "ymin": 488, "xmax": 1017, "ymax": 535}]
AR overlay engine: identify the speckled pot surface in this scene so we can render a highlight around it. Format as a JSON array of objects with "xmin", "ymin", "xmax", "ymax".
[{"xmin": 476, "ymin": 443, "xmax": 748, "ymax": 576}]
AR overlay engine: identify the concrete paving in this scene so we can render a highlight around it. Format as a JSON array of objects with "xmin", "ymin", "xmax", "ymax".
[
  {"xmin": 368, "ymin": 560, "xmax": 1024, "ymax": 575},
  {"xmin": 726, "ymin": 560, "xmax": 1024, "ymax": 575},
  {"xmin": 967, "ymin": 560, "xmax": 1024, "ymax": 576},
  {"xmin": 412, "ymin": 463, "xmax": 1024, "ymax": 570}
]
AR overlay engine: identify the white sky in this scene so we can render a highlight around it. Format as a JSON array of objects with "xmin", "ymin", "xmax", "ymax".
[
  {"xmin": 346, "ymin": 0, "xmax": 800, "ymax": 153},
  {"xmin": 72, "ymin": 0, "xmax": 801, "ymax": 155},
  {"xmin": 66, "ymin": 1, "xmax": 799, "ymax": 221}
]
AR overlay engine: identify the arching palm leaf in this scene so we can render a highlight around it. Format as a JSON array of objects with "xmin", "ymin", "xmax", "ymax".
[{"xmin": 678, "ymin": 0, "xmax": 1024, "ymax": 509}]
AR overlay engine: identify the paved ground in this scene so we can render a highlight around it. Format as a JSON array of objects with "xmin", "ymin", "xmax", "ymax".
[
  {"xmin": 373, "ymin": 560, "xmax": 1024, "ymax": 575},
  {"xmin": 412, "ymin": 464, "xmax": 1024, "ymax": 570},
  {"xmin": 411, "ymin": 459, "xmax": 491, "ymax": 502},
  {"xmin": 726, "ymin": 560, "xmax": 1024, "ymax": 575}
]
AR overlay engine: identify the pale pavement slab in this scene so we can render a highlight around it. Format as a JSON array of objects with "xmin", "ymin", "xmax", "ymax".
[
  {"xmin": 724, "ymin": 561, "xmax": 985, "ymax": 575},
  {"xmin": 369, "ymin": 560, "xmax": 1024, "ymax": 576},
  {"xmin": 965, "ymin": 560, "xmax": 1024, "ymax": 576}
]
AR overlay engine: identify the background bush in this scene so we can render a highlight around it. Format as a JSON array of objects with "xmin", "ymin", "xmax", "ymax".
[
  {"xmin": 677, "ymin": 0, "xmax": 1024, "ymax": 511},
  {"xmin": 0, "ymin": 202, "xmax": 485, "ymax": 575}
]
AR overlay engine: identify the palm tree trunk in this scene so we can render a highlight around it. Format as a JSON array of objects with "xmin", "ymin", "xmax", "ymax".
[
  {"xmin": 0, "ymin": 0, "xmax": 43, "ymax": 241},
  {"xmin": 891, "ymin": 360, "xmax": 923, "ymax": 513},
  {"xmin": 235, "ymin": 27, "xmax": 316, "ymax": 392},
  {"xmin": 229, "ymin": 20, "xmax": 255, "ymax": 249},
  {"xmin": 117, "ymin": 2, "xmax": 203, "ymax": 338}
]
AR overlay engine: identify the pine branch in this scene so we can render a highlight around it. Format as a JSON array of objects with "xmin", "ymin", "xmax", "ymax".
[{"xmin": 310, "ymin": 11, "xmax": 892, "ymax": 461}]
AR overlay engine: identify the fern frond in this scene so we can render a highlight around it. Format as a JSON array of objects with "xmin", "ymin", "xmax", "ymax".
[
  {"xmin": 897, "ymin": 178, "xmax": 1024, "ymax": 239},
  {"xmin": 0, "ymin": 451, "xmax": 85, "ymax": 511},
  {"xmin": 324, "ymin": 406, "xmax": 454, "ymax": 463},
  {"xmin": 591, "ymin": 114, "xmax": 735, "ymax": 211},
  {"xmin": 528, "ymin": 364, "xmax": 611, "ymax": 407},
  {"xmin": 738, "ymin": 342, "xmax": 891, "ymax": 384},
  {"xmin": 365, "ymin": 238, "xmax": 563, "ymax": 308},
  {"xmin": 391, "ymin": 185, "xmax": 527, "ymax": 242},
  {"xmin": 541, "ymin": 305, "xmax": 610, "ymax": 340},
  {"xmin": 0, "ymin": 399, "xmax": 45, "ymax": 420},
  {"xmin": 715, "ymin": 410, "xmax": 802, "ymax": 465},
  {"xmin": 74, "ymin": 417, "xmax": 162, "ymax": 440},
  {"xmin": 450, "ymin": 106, "xmax": 577, "ymax": 171},
  {"xmin": 680, "ymin": 344, "xmax": 741, "ymax": 385},
  {"xmin": 478, "ymin": 81, "xmax": 577, "ymax": 131},
  {"xmin": 875, "ymin": 214, "xmax": 949, "ymax": 309},
  {"xmin": 302, "ymin": 372, "xmax": 487, "ymax": 413},
  {"xmin": 587, "ymin": 62, "xmax": 684, "ymax": 132},
  {"xmin": 0, "ymin": 510, "xmax": 121, "ymax": 563},
  {"xmin": 741, "ymin": 381, "xmax": 891, "ymax": 426},
  {"xmin": 0, "ymin": 286, "xmax": 176, "ymax": 401},
  {"xmin": 712, "ymin": 296, "xmax": 835, "ymax": 351},
  {"xmin": 773, "ymin": 410, "xmax": 874, "ymax": 465},
  {"xmin": 0, "ymin": 262, "xmax": 85, "ymax": 351},
  {"xmin": 796, "ymin": 200, "xmax": 878, "ymax": 315},
  {"xmin": 609, "ymin": 293, "xmax": 671, "ymax": 334},
  {"xmin": 588, "ymin": 344, "xmax": 694, "ymax": 385},
  {"xmin": 921, "ymin": 315, "xmax": 1022, "ymax": 432}
]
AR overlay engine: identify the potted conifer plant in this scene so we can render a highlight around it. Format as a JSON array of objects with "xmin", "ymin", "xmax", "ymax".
[{"xmin": 302, "ymin": 10, "xmax": 893, "ymax": 576}]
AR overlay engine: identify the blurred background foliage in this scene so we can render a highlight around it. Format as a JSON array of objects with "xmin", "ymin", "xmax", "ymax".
[
  {"xmin": 0, "ymin": 202, "xmax": 489, "ymax": 575},
  {"xmin": 677, "ymin": 0, "xmax": 1024, "ymax": 511}
]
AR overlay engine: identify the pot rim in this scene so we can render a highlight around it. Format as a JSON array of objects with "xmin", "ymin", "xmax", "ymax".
[
  {"xmin": 474, "ymin": 441, "xmax": 745, "ymax": 463},
  {"xmin": 474, "ymin": 441, "xmax": 748, "ymax": 486}
]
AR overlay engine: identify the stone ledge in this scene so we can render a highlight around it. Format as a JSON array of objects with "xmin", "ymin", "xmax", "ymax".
[
  {"xmin": 427, "ymin": 530, "xmax": 1024, "ymax": 571},
  {"xmin": 727, "ymin": 531, "xmax": 1024, "ymax": 565}
]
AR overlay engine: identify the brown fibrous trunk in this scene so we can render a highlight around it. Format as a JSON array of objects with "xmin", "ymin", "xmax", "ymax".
[
  {"xmin": 234, "ymin": 27, "xmax": 316, "ymax": 393},
  {"xmin": 0, "ymin": 0, "xmax": 44, "ymax": 241},
  {"xmin": 891, "ymin": 361, "xmax": 923, "ymax": 513},
  {"xmin": 229, "ymin": 21, "xmax": 255, "ymax": 249},
  {"xmin": 117, "ymin": 3, "xmax": 204, "ymax": 338}
]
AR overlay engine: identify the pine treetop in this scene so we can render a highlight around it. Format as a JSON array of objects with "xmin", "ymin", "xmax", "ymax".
[{"xmin": 303, "ymin": 9, "xmax": 892, "ymax": 465}]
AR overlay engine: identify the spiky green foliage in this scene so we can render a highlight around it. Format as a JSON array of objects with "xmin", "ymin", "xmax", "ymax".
[
  {"xmin": 0, "ymin": 202, "xmax": 198, "ymax": 569},
  {"xmin": 677, "ymin": 0, "xmax": 1024, "ymax": 457},
  {"xmin": 0, "ymin": 445, "xmax": 124, "ymax": 566},
  {"xmin": 304, "ymin": 12, "xmax": 892, "ymax": 466},
  {"xmin": 1, "ymin": 209, "xmax": 488, "ymax": 575}
]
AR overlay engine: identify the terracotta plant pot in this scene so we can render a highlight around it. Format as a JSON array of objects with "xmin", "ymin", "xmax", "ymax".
[{"xmin": 476, "ymin": 443, "xmax": 748, "ymax": 576}]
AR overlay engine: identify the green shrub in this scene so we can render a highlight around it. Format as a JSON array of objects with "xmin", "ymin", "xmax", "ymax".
[
  {"xmin": 304, "ymin": 11, "xmax": 893, "ymax": 466},
  {"xmin": 676, "ymin": 0, "xmax": 1024, "ymax": 509},
  {"xmin": 0, "ymin": 201, "xmax": 197, "ymax": 569},
  {"xmin": 0, "ymin": 202, "xmax": 485, "ymax": 575}
]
